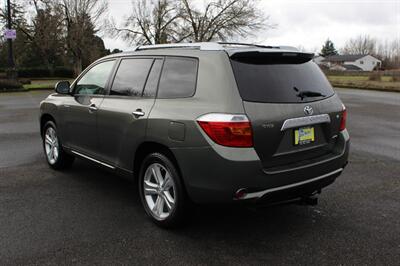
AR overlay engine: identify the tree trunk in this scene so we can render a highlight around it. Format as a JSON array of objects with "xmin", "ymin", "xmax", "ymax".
[
  {"xmin": 73, "ymin": 57, "xmax": 82, "ymax": 77},
  {"xmin": 44, "ymin": 59, "xmax": 55, "ymax": 77}
]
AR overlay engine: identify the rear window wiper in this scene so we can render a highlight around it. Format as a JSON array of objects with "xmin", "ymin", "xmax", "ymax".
[{"xmin": 294, "ymin": 87, "xmax": 325, "ymax": 100}]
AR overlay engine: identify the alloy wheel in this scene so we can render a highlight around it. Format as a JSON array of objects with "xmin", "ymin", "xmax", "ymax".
[
  {"xmin": 143, "ymin": 163, "xmax": 176, "ymax": 220},
  {"xmin": 44, "ymin": 127, "xmax": 59, "ymax": 165}
]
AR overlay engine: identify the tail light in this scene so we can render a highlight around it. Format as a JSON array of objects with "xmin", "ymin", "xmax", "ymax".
[
  {"xmin": 340, "ymin": 104, "xmax": 347, "ymax": 131},
  {"xmin": 197, "ymin": 113, "xmax": 253, "ymax": 147}
]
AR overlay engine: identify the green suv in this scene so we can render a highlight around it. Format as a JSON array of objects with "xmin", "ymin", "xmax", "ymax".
[{"xmin": 39, "ymin": 42, "xmax": 350, "ymax": 227}]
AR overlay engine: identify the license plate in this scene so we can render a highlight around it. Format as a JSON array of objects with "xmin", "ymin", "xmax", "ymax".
[{"xmin": 294, "ymin": 127, "xmax": 315, "ymax": 145}]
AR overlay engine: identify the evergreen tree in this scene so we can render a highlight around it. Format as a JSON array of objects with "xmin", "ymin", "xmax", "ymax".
[{"xmin": 320, "ymin": 39, "xmax": 338, "ymax": 57}]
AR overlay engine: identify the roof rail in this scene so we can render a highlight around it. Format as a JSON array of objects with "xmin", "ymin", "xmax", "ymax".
[
  {"xmin": 131, "ymin": 42, "xmax": 299, "ymax": 52},
  {"xmin": 134, "ymin": 42, "xmax": 224, "ymax": 51}
]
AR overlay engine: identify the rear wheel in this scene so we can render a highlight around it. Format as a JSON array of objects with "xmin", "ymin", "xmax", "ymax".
[
  {"xmin": 139, "ymin": 152, "xmax": 189, "ymax": 228},
  {"xmin": 42, "ymin": 121, "xmax": 74, "ymax": 170}
]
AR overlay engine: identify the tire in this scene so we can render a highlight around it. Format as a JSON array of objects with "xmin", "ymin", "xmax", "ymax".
[
  {"xmin": 42, "ymin": 121, "xmax": 74, "ymax": 170},
  {"xmin": 138, "ymin": 152, "xmax": 189, "ymax": 228}
]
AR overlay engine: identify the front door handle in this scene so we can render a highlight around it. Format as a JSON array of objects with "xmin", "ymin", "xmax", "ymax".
[
  {"xmin": 132, "ymin": 109, "xmax": 145, "ymax": 118},
  {"xmin": 89, "ymin": 104, "xmax": 98, "ymax": 112}
]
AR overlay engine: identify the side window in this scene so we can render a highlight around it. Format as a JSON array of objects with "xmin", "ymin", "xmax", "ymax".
[
  {"xmin": 143, "ymin": 59, "xmax": 163, "ymax": 98},
  {"xmin": 75, "ymin": 60, "xmax": 115, "ymax": 95},
  {"xmin": 110, "ymin": 58, "xmax": 153, "ymax": 97},
  {"xmin": 158, "ymin": 57, "xmax": 198, "ymax": 98}
]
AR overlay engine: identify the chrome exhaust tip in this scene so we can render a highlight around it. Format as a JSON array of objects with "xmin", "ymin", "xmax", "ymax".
[{"xmin": 234, "ymin": 188, "xmax": 248, "ymax": 200}]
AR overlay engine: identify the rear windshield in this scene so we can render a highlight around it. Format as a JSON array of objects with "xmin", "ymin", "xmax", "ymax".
[{"xmin": 230, "ymin": 55, "xmax": 334, "ymax": 103}]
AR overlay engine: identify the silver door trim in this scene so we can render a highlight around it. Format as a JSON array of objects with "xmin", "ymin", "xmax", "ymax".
[
  {"xmin": 239, "ymin": 168, "xmax": 343, "ymax": 200},
  {"xmin": 132, "ymin": 111, "xmax": 145, "ymax": 117},
  {"xmin": 71, "ymin": 150, "xmax": 115, "ymax": 169},
  {"xmin": 281, "ymin": 114, "xmax": 331, "ymax": 131}
]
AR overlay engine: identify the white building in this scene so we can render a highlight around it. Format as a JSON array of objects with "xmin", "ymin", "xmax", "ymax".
[
  {"xmin": 313, "ymin": 55, "xmax": 325, "ymax": 64},
  {"xmin": 321, "ymin": 54, "xmax": 382, "ymax": 71}
]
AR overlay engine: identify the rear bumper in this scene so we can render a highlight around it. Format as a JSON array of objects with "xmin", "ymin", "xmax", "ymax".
[
  {"xmin": 239, "ymin": 168, "xmax": 343, "ymax": 201},
  {"xmin": 172, "ymin": 130, "xmax": 350, "ymax": 204}
]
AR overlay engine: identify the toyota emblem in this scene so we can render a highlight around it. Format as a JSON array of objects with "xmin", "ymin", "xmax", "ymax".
[{"xmin": 304, "ymin": 106, "xmax": 314, "ymax": 116}]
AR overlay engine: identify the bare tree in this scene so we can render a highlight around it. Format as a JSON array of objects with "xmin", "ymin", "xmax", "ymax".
[
  {"xmin": 180, "ymin": 0, "xmax": 269, "ymax": 42},
  {"xmin": 57, "ymin": 0, "xmax": 108, "ymax": 74},
  {"xmin": 19, "ymin": 0, "xmax": 64, "ymax": 75},
  {"xmin": 108, "ymin": 0, "xmax": 183, "ymax": 45},
  {"xmin": 342, "ymin": 35, "xmax": 377, "ymax": 55},
  {"xmin": 110, "ymin": 0, "xmax": 271, "ymax": 45},
  {"xmin": 340, "ymin": 35, "xmax": 400, "ymax": 69},
  {"xmin": 376, "ymin": 39, "xmax": 400, "ymax": 69}
]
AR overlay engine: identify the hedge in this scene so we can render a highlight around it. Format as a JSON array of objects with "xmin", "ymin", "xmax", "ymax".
[
  {"xmin": 0, "ymin": 67, "xmax": 75, "ymax": 78},
  {"xmin": 54, "ymin": 67, "xmax": 74, "ymax": 78},
  {"xmin": 0, "ymin": 79, "xmax": 23, "ymax": 91}
]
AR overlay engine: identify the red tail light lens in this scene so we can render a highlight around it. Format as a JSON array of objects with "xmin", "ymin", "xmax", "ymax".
[
  {"xmin": 197, "ymin": 114, "xmax": 253, "ymax": 147},
  {"xmin": 340, "ymin": 104, "xmax": 347, "ymax": 131}
]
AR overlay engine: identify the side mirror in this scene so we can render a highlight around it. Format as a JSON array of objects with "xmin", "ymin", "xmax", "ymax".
[{"xmin": 55, "ymin": 81, "xmax": 71, "ymax": 94}]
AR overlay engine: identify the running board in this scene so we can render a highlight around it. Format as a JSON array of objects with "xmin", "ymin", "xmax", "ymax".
[{"xmin": 71, "ymin": 150, "xmax": 116, "ymax": 170}]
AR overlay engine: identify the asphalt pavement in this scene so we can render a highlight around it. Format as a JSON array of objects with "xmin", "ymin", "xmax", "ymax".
[{"xmin": 0, "ymin": 89, "xmax": 399, "ymax": 265}]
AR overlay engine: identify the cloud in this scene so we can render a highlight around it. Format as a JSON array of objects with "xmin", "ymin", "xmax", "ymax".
[
  {"xmin": 257, "ymin": 0, "xmax": 400, "ymax": 51},
  {"xmin": 103, "ymin": 0, "xmax": 400, "ymax": 52}
]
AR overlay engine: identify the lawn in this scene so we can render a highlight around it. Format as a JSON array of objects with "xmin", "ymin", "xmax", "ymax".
[
  {"xmin": 327, "ymin": 75, "xmax": 400, "ymax": 92},
  {"xmin": 23, "ymin": 78, "xmax": 74, "ymax": 90}
]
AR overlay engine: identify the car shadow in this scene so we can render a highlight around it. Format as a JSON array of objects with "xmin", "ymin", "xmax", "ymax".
[{"xmin": 62, "ymin": 158, "xmax": 324, "ymax": 241}]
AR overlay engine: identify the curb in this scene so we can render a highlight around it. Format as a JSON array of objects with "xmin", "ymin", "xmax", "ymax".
[{"xmin": 332, "ymin": 84, "xmax": 400, "ymax": 93}]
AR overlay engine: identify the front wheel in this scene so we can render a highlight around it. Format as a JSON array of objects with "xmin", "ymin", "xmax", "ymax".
[
  {"xmin": 139, "ymin": 152, "xmax": 189, "ymax": 228},
  {"xmin": 42, "ymin": 121, "xmax": 74, "ymax": 170}
]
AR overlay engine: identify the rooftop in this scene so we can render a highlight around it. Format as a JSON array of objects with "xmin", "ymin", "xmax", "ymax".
[
  {"xmin": 323, "ymin": 54, "xmax": 368, "ymax": 62},
  {"xmin": 342, "ymin": 64, "xmax": 363, "ymax": 71}
]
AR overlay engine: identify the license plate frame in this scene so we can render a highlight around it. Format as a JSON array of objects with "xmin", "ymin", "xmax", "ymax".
[{"xmin": 294, "ymin": 126, "xmax": 315, "ymax": 146}]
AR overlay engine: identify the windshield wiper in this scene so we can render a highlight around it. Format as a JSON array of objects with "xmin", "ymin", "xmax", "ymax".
[
  {"xmin": 293, "ymin": 87, "xmax": 325, "ymax": 100},
  {"xmin": 297, "ymin": 90, "xmax": 325, "ymax": 98}
]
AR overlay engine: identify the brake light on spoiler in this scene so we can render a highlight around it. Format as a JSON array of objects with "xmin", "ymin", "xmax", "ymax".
[{"xmin": 197, "ymin": 113, "xmax": 253, "ymax": 147}]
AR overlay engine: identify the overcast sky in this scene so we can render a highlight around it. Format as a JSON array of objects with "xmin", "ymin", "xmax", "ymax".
[{"xmin": 104, "ymin": 0, "xmax": 400, "ymax": 52}]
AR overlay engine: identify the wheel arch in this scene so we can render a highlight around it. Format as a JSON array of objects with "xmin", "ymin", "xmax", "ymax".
[
  {"xmin": 133, "ymin": 142, "xmax": 182, "ymax": 182},
  {"xmin": 40, "ymin": 113, "xmax": 56, "ymax": 137},
  {"xmin": 133, "ymin": 141, "xmax": 194, "ymax": 206}
]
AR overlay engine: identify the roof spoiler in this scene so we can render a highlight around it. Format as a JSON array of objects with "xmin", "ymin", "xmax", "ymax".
[{"xmin": 230, "ymin": 51, "xmax": 315, "ymax": 64}]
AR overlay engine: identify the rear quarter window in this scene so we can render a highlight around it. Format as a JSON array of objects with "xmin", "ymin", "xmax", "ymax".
[
  {"xmin": 231, "ymin": 57, "xmax": 334, "ymax": 103},
  {"xmin": 157, "ymin": 57, "xmax": 198, "ymax": 98}
]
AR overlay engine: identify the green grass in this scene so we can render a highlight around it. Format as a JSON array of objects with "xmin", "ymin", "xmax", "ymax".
[
  {"xmin": 328, "ymin": 75, "xmax": 393, "ymax": 82},
  {"xmin": 23, "ymin": 84, "xmax": 53, "ymax": 90},
  {"xmin": 23, "ymin": 78, "xmax": 74, "ymax": 90},
  {"xmin": 327, "ymin": 75, "xmax": 400, "ymax": 92}
]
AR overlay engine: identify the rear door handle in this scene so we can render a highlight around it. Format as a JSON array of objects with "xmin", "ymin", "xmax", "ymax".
[
  {"xmin": 132, "ymin": 110, "xmax": 145, "ymax": 118},
  {"xmin": 89, "ymin": 104, "xmax": 98, "ymax": 112}
]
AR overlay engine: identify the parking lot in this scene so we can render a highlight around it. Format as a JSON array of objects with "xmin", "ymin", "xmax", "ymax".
[{"xmin": 0, "ymin": 88, "xmax": 399, "ymax": 265}]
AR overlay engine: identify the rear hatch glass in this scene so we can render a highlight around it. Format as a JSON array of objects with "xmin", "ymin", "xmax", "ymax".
[{"xmin": 230, "ymin": 52, "xmax": 334, "ymax": 103}]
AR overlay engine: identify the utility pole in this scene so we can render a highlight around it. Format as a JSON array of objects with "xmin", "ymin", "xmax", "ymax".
[{"xmin": 6, "ymin": 0, "xmax": 16, "ymax": 77}]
